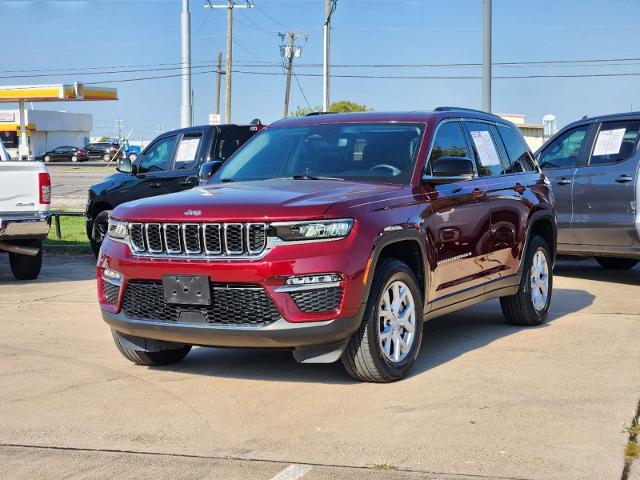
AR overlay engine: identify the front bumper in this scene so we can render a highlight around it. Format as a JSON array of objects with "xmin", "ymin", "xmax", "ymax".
[
  {"xmin": 102, "ymin": 307, "xmax": 363, "ymax": 349},
  {"xmin": 0, "ymin": 213, "xmax": 50, "ymax": 240}
]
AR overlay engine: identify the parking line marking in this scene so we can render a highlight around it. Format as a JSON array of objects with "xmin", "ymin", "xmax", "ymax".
[{"xmin": 270, "ymin": 464, "xmax": 312, "ymax": 480}]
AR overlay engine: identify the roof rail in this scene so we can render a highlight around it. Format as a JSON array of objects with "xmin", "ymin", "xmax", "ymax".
[
  {"xmin": 434, "ymin": 106, "xmax": 493, "ymax": 115},
  {"xmin": 305, "ymin": 111, "xmax": 333, "ymax": 116}
]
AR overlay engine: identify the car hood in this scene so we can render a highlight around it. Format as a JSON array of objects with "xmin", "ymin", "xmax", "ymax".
[{"xmin": 112, "ymin": 179, "xmax": 404, "ymax": 222}]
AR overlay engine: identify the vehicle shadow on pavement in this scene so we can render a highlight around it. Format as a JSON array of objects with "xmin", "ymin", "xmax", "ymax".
[
  {"xmin": 554, "ymin": 258, "xmax": 640, "ymax": 287},
  {"xmin": 153, "ymin": 287, "xmax": 594, "ymax": 384},
  {"xmin": 0, "ymin": 253, "xmax": 95, "ymax": 285}
]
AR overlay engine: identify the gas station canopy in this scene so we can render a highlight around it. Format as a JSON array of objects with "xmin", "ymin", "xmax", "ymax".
[
  {"xmin": 0, "ymin": 82, "xmax": 117, "ymax": 103},
  {"xmin": 0, "ymin": 82, "xmax": 117, "ymax": 159}
]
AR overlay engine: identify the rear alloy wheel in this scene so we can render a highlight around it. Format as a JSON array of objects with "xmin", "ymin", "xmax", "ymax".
[
  {"xmin": 342, "ymin": 258, "xmax": 423, "ymax": 382},
  {"xmin": 595, "ymin": 257, "xmax": 638, "ymax": 270},
  {"xmin": 128, "ymin": 153, "xmax": 138, "ymax": 162},
  {"xmin": 500, "ymin": 235, "xmax": 552, "ymax": 326},
  {"xmin": 9, "ymin": 240, "xmax": 43, "ymax": 280},
  {"xmin": 90, "ymin": 209, "xmax": 112, "ymax": 257},
  {"xmin": 71, "ymin": 155, "xmax": 78, "ymax": 162},
  {"xmin": 102, "ymin": 153, "xmax": 111, "ymax": 162},
  {"xmin": 112, "ymin": 330, "xmax": 191, "ymax": 366},
  {"xmin": 43, "ymin": 155, "xmax": 51, "ymax": 162}
]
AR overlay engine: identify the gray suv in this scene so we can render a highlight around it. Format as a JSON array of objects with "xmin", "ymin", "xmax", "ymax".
[{"xmin": 536, "ymin": 112, "xmax": 639, "ymax": 270}]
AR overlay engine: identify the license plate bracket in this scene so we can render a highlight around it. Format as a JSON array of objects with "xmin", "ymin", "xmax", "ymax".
[{"xmin": 163, "ymin": 275, "xmax": 211, "ymax": 305}]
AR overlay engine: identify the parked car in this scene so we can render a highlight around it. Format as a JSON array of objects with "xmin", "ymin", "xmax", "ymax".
[
  {"xmin": 97, "ymin": 108, "xmax": 556, "ymax": 382},
  {"xmin": 121, "ymin": 142, "xmax": 142, "ymax": 162},
  {"xmin": 84, "ymin": 142, "xmax": 122, "ymax": 162},
  {"xmin": 536, "ymin": 111, "xmax": 640, "ymax": 270},
  {"xmin": 42, "ymin": 146, "xmax": 89, "ymax": 163},
  {"xmin": 0, "ymin": 159, "xmax": 51, "ymax": 279},
  {"xmin": 86, "ymin": 123, "xmax": 262, "ymax": 255}
]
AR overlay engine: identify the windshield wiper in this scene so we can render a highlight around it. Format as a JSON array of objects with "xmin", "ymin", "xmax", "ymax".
[
  {"xmin": 220, "ymin": 178, "xmax": 235, "ymax": 183},
  {"xmin": 290, "ymin": 174, "xmax": 344, "ymax": 181}
]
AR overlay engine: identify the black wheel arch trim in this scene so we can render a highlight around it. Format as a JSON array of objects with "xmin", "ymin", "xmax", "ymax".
[{"xmin": 522, "ymin": 209, "xmax": 557, "ymax": 271}]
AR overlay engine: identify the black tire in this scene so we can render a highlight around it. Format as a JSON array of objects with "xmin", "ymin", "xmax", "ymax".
[
  {"xmin": 9, "ymin": 241, "xmax": 43, "ymax": 280},
  {"xmin": 500, "ymin": 235, "xmax": 552, "ymax": 326},
  {"xmin": 102, "ymin": 153, "xmax": 111, "ymax": 162},
  {"xmin": 71, "ymin": 155, "xmax": 78, "ymax": 163},
  {"xmin": 43, "ymin": 155, "xmax": 51, "ymax": 163},
  {"xmin": 341, "ymin": 258, "xmax": 424, "ymax": 383},
  {"xmin": 90, "ymin": 209, "xmax": 111, "ymax": 257},
  {"xmin": 112, "ymin": 330, "xmax": 191, "ymax": 366},
  {"xmin": 595, "ymin": 257, "xmax": 638, "ymax": 270}
]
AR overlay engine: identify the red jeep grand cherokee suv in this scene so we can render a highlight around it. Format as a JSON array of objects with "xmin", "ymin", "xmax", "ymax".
[{"xmin": 98, "ymin": 108, "xmax": 556, "ymax": 382}]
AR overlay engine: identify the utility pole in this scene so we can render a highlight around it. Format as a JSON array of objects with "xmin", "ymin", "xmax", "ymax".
[
  {"xmin": 180, "ymin": 0, "xmax": 192, "ymax": 128},
  {"xmin": 205, "ymin": 0, "xmax": 254, "ymax": 123},
  {"xmin": 215, "ymin": 51, "xmax": 223, "ymax": 115},
  {"xmin": 482, "ymin": 0, "xmax": 492, "ymax": 113},
  {"xmin": 323, "ymin": 0, "xmax": 337, "ymax": 112},
  {"xmin": 115, "ymin": 119, "xmax": 124, "ymax": 139},
  {"xmin": 279, "ymin": 32, "xmax": 308, "ymax": 118}
]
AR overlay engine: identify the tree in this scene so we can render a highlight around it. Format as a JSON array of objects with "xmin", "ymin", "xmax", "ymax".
[
  {"xmin": 98, "ymin": 136, "xmax": 109, "ymax": 142},
  {"xmin": 290, "ymin": 100, "xmax": 372, "ymax": 117}
]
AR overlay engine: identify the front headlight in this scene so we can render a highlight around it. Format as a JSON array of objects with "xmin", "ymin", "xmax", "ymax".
[
  {"xmin": 273, "ymin": 219, "xmax": 354, "ymax": 241},
  {"xmin": 107, "ymin": 219, "xmax": 128, "ymax": 240}
]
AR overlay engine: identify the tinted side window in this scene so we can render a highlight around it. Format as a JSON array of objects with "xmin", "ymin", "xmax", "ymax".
[
  {"xmin": 465, "ymin": 121, "xmax": 509, "ymax": 177},
  {"xmin": 213, "ymin": 128, "xmax": 256, "ymax": 161},
  {"xmin": 497, "ymin": 125, "xmax": 536, "ymax": 172},
  {"xmin": 538, "ymin": 125, "xmax": 589, "ymax": 169},
  {"xmin": 427, "ymin": 121, "xmax": 469, "ymax": 173},
  {"xmin": 138, "ymin": 136, "xmax": 177, "ymax": 173},
  {"xmin": 589, "ymin": 120, "xmax": 640, "ymax": 165}
]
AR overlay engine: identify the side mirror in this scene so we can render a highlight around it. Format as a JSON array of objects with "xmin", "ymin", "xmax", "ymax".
[
  {"xmin": 198, "ymin": 160, "xmax": 223, "ymax": 185},
  {"xmin": 423, "ymin": 156, "xmax": 475, "ymax": 185},
  {"xmin": 116, "ymin": 156, "xmax": 135, "ymax": 174}
]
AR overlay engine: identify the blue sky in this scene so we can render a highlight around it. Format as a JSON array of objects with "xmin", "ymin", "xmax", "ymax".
[{"xmin": 4, "ymin": 0, "xmax": 640, "ymax": 141}]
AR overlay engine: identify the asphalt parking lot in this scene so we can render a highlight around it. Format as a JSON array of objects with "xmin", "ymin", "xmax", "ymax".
[{"xmin": 0, "ymin": 254, "xmax": 638, "ymax": 480}]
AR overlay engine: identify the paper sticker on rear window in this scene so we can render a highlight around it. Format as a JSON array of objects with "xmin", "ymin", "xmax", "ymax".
[
  {"xmin": 593, "ymin": 128, "xmax": 625, "ymax": 156},
  {"xmin": 470, "ymin": 130, "xmax": 501, "ymax": 166}
]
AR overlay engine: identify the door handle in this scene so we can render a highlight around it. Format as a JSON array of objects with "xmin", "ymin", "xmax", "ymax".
[
  {"xmin": 514, "ymin": 183, "xmax": 526, "ymax": 194},
  {"xmin": 149, "ymin": 182, "xmax": 162, "ymax": 188},
  {"xmin": 472, "ymin": 188, "xmax": 487, "ymax": 200},
  {"xmin": 615, "ymin": 175, "xmax": 633, "ymax": 184},
  {"xmin": 556, "ymin": 178, "xmax": 572, "ymax": 185},
  {"xmin": 179, "ymin": 177, "xmax": 197, "ymax": 187}
]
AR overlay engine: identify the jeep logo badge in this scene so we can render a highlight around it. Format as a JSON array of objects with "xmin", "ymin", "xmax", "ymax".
[{"xmin": 184, "ymin": 209, "xmax": 202, "ymax": 216}]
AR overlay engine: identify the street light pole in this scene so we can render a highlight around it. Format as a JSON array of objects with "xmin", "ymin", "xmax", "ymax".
[
  {"xmin": 322, "ymin": 0, "xmax": 336, "ymax": 112},
  {"xmin": 482, "ymin": 0, "xmax": 492, "ymax": 113},
  {"xmin": 180, "ymin": 0, "xmax": 192, "ymax": 128}
]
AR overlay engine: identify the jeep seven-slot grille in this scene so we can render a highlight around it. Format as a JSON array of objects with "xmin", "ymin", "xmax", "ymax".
[
  {"xmin": 128, "ymin": 222, "xmax": 267, "ymax": 257},
  {"xmin": 121, "ymin": 280, "xmax": 281, "ymax": 326}
]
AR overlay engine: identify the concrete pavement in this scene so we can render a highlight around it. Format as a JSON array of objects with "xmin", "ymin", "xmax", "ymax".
[{"xmin": 0, "ymin": 254, "xmax": 638, "ymax": 480}]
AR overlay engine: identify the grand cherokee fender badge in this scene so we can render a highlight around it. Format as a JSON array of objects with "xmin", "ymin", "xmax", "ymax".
[
  {"xmin": 437, "ymin": 252, "xmax": 472, "ymax": 265},
  {"xmin": 184, "ymin": 209, "xmax": 202, "ymax": 216}
]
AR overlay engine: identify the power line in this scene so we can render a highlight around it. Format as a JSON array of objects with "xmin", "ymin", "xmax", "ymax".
[
  {"xmin": 293, "ymin": 71, "xmax": 312, "ymax": 109},
  {"xmin": 254, "ymin": 4, "xmax": 290, "ymax": 30}
]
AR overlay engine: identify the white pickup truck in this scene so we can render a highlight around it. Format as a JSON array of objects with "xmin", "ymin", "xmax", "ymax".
[{"xmin": 0, "ymin": 139, "xmax": 51, "ymax": 280}]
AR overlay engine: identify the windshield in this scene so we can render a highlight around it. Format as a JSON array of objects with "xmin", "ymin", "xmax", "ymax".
[{"xmin": 214, "ymin": 123, "xmax": 425, "ymax": 184}]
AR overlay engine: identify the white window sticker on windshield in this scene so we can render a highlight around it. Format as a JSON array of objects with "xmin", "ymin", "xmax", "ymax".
[
  {"xmin": 470, "ymin": 130, "xmax": 501, "ymax": 166},
  {"xmin": 593, "ymin": 128, "xmax": 626, "ymax": 156},
  {"xmin": 175, "ymin": 137, "xmax": 201, "ymax": 163}
]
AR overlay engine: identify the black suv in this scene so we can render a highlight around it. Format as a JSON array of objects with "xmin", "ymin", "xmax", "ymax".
[
  {"xmin": 86, "ymin": 123, "xmax": 261, "ymax": 255},
  {"xmin": 84, "ymin": 142, "xmax": 121, "ymax": 162}
]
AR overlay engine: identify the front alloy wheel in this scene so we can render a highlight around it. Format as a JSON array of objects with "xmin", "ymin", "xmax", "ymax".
[
  {"xmin": 342, "ymin": 258, "xmax": 423, "ymax": 382},
  {"xmin": 378, "ymin": 280, "xmax": 417, "ymax": 363},
  {"xmin": 102, "ymin": 153, "xmax": 111, "ymax": 162}
]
